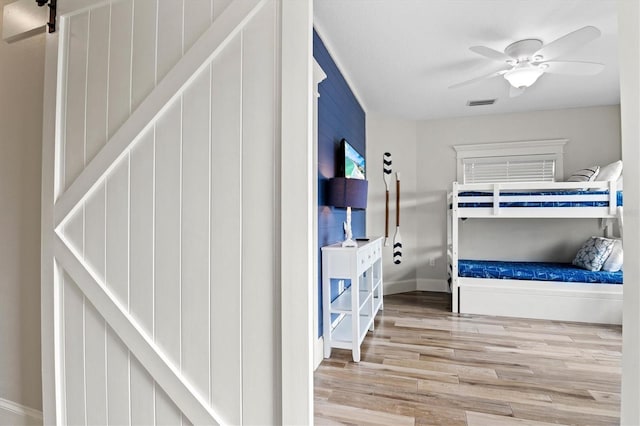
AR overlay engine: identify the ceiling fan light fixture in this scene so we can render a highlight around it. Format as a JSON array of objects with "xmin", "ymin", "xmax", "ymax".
[{"xmin": 503, "ymin": 64, "xmax": 544, "ymax": 88}]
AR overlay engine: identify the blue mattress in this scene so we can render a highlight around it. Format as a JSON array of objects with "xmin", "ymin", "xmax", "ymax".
[
  {"xmin": 458, "ymin": 259, "xmax": 623, "ymax": 284},
  {"xmin": 457, "ymin": 190, "xmax": 623, "ymax": 208}
]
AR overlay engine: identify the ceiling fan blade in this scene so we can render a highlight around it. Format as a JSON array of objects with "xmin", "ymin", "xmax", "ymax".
[
  {"xmin": 541, "ymin": 60, "xmax": 604, "ymax": 75},
  {"xmin": 470, "ymin": 46, "xmax": 512, "ymax": 62},
  {"xmin": 448, "ymin": 69, "xmax": 509, "ymax": 89},
  {"xmin": 509, "ymin": 86, "xmax": 526, "ymax": 97},
  {"xmin": 535, "ymin": 26, "xmax": 601, "ymax": 59}
]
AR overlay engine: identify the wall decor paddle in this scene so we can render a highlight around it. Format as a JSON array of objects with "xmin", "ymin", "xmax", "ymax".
[
  {"xmin": 383, "ymin": 152, "xmax": 392, "ymax": 246},
  {"xmin": 393, "ymin": 172, "xmax": 402, "ymax": 264}
]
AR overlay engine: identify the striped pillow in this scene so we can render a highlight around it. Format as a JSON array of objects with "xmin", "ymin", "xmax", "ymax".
[{"xmin": 567, "ymin": 166, "xmax": 599, "ymax": 182}]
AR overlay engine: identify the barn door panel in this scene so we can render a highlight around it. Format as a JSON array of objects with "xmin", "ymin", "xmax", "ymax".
[
  {"xmin": 49, "ymin": 0, "xmax": 279, "ymax": 424},
  {"xmin": 59, "ymin": 270, "xmax": 183, "ymax": 425}
]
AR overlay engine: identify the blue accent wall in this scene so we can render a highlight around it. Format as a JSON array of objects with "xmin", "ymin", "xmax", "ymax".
[{"xmin": 315, "ymin": 29, "xmax": 366, "ymax": 338}]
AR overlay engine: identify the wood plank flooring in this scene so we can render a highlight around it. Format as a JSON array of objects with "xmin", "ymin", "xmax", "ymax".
[{"xmin": 314, "ymin": 291, "xmax": 621, "ymax": 425}]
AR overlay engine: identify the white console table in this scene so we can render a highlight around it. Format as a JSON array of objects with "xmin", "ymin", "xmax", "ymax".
[{"xmin": 321, "ymin": 237, "xmax": 383, "ymax": 362}]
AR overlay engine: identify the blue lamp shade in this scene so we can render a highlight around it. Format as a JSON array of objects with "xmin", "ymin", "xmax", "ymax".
[{"xmin": 327, "ymin": 177, "xmax": 368, "ymax": 210}]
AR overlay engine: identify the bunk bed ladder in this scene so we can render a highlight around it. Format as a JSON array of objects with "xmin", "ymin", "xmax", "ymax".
[
  {"xmin": 608, "ymin": 180, "xmax": 617, "ymax": 216},
  {"xmin": 451, "ymin": 182, "xmax": 460, "ymax": 313}
]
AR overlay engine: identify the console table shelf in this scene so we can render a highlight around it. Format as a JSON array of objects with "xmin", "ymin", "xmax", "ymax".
[
  {"xmin": 331, "ymin": 315, "xmax": 372, "ymax": 347},
  {"xmin": 331, "ymin": 287, "xmax": 372, "ymax": 313},
  {"xmin": 321, "ymin": 237, "xmax": 383, "ymax": 362}
]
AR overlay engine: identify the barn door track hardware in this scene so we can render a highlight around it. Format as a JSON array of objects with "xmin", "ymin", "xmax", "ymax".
[{"xmin": 35, "ymin": 0, "xmax": 56, "ymax": 33}]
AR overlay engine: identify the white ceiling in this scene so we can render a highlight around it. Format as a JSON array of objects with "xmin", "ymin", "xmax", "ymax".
[{"xmin": 313, "ymin": 0, "xmax": 620, "ymax": 120}]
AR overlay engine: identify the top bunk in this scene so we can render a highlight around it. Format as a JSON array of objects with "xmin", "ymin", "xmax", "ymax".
[{"xmin": 449, "ymin": 180, "xmax": 623, "ymax": 219}]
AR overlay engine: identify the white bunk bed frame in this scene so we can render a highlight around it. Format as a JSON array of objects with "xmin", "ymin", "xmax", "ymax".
[{"xmin": 448, "ymin": 180, "xmax": 623, "ymax": 324}]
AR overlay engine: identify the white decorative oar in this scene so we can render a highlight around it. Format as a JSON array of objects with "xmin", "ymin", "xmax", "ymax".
[
  {"xmin": 383, "ymin": 152, "xmax": 392, "ymax": 246},
  {"xmin": 393, "ymin": 172, "xmax": 402, "ymax": 264}
]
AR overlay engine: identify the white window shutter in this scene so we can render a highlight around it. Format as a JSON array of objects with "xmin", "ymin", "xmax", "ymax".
[
  {"xmin": 453, "ymin": 139, "xmax": 567, "ymax": 183},
  {"xmin": 463, "ymin": 155, "xmax": 556, "ymax": 184}
]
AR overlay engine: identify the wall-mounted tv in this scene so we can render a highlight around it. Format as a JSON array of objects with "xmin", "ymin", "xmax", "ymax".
[{"xmin": 340, "ymin": 139, "xmax": 365, "ymax": 180}]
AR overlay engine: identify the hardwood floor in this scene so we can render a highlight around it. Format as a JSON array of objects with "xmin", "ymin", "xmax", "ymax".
[{"xmin": 314, "ymin": 291, "xmax": 622, "ymax": 425}]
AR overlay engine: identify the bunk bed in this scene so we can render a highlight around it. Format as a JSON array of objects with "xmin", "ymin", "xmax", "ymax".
[{"xmin": 447, "ymin": 180, "xmax": 623, "ymax": 324}]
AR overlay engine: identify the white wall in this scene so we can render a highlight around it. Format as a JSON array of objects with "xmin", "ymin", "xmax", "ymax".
[
  {"xmin": 366, "ymin": 116, "xmax": 419, "ymax": 293},
  {"xmin": 0, "ymin": 0, "xmax": 44, "ymax": 417},
  {"xmin": 618, "ymin": 0, "xmax": 640, "ymax": 423},
  {"xmin": 416, "ymin": 105, "xmax": 621, "ymax": 283}
]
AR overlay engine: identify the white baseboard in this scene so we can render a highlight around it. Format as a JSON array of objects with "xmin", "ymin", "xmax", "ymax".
[
  {"xmin": 0, "ymin": 398, "xmax": 42, "ymax": 426},
  {"xmin": 383, "ymin": 279, "xmax": 449, "ymax": 295},
  {"xmin": 417, "ymin": 278, "xmax": 449, "ymax": 293},
  {"xmin": 314, "ymin": 336, "xmax": 324, "ymax": 370},
  {"xmin": 384, "ymin": 279, "xmax": 417, "ymax": 295}
]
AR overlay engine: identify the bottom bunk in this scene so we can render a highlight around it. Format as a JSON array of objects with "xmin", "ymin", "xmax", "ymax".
[{"xmin": 455, "ymin": 259, "xmax": 623, "ymax": 324}]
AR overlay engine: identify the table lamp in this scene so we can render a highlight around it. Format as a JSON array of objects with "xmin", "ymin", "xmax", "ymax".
[{"xmin": 327, "ymin": 177, "xmax": 368, "ymax": 247}]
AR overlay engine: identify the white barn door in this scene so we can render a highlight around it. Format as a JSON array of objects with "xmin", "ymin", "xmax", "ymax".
[{"xmin": 41, "ymin": 0, "xmax": 312, "ymax": 424}]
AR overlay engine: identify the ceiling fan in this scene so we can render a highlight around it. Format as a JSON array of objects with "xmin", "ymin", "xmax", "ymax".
[{"xmin": 449, "ymin": 26, "xmax": 605, "ymax": 96}]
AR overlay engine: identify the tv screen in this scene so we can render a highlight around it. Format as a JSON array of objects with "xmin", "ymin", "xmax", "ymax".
[{"xmin": 341, "ymin": 139, "xmax": 365, "ymax": 180}]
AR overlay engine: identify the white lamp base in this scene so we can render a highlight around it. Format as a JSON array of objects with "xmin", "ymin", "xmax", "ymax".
[
  {"xmin": 341, "ymin": 238, "xmax": 357, "ymax": 248},
  {"xmin": 342, "ymin": 206, "xmax": 357, "ymax": 247}
]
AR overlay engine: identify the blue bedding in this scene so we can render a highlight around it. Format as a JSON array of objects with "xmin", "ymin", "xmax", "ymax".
[
  {"xmin": 458, "ymin": 259, "xmax": 623, "ymax": 284},
  {"xmin": 457, "ymin": 190, "xmax": 623, "ymax": 208}
]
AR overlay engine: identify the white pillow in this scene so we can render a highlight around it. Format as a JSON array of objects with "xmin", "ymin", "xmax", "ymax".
[
  {"xmin": 567, "ymin": 166, "xmax": 599, "ymax": 182},
  {"xmin": 602, "ymin": 239, "xmax": 623, "ymax": 272},
  {"xmin": 596, "ymin": 160, "xmax": 623, "ymax": 182}
]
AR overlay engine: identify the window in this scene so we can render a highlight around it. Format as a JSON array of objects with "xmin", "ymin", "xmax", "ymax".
[
  {"xmin": 462, "ymin": 155, "xmax": 556, "ymax": 184},
  {"xmin": 453, "ymin": 139, "xmax": 567, "ymax": 184}
]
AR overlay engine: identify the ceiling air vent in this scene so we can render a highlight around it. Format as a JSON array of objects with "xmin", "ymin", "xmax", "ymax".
[{"xmin": 467, "ymin": 99, "xmax": 496, "ymax": 107}]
